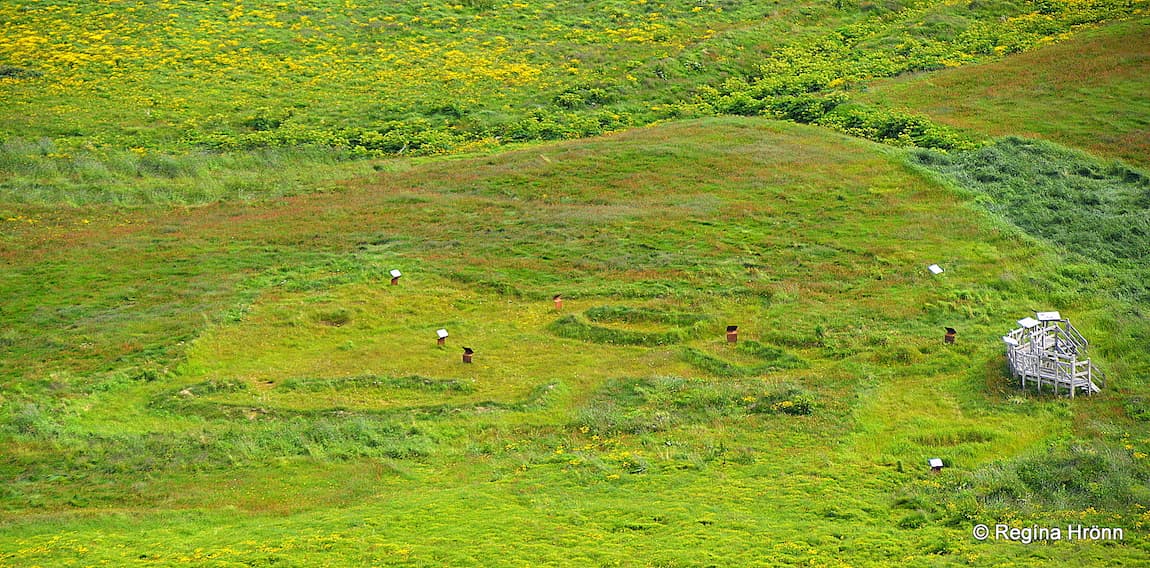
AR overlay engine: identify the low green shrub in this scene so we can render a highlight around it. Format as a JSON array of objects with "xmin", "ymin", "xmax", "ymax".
[{"xmin": 4, "ymin": 403, "xmax": 64, "ymax": 438}]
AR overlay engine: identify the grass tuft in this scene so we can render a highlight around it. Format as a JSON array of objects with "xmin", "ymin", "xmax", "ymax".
[{"xmin": 548, "ymin": 314, "xmax": 696, "ymax": 346}]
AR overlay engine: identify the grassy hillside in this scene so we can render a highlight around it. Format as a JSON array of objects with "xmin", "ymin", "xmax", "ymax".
[
  {"xmin": 911, "ymin": 137, "xmax": 1150, "ymax": 303},
  {"xmin": 4, "ymin": 118, "xmax": 1150, "ymax": 565},
  {"xmin": 861, "ymin": 17, "xmax": 1150, "ymax": 168},
  {"xmin": 1, "ymin": 0, "xmax": 1146, "ymax": 203},
  {"xmin": 4, "ymin": 0, "xmax": 1150, "ymax": 566}
]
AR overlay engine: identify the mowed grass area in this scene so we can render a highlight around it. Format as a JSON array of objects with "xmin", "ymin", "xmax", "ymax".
[
  {"xmin": 860, "ymin": 17, "xmax": 1150, "ymax": 169},
  {"xmin": 4, "ymin": 118, "xmax": 1150, "ymax": 565}
]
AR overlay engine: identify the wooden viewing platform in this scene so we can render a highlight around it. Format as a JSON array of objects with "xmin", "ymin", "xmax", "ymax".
[{"xmin": 1002, "ymin": 311, "xmax": 1105, "ymax": 397}]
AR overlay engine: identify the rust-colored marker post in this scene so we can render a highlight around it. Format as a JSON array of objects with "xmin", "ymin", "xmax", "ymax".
[
  {"xmin": 462, "ymin": 347, "xmax": 474, "ymax": 363},
  {"xmin": 944, "ymin": 327, "xmax": 956, "ymax": 345},
  {"xmin": 390, "ymin": 269, "xmax": 402, "ymax": 285},
  {"xmin": 726, "ymin": 325, "xmax": 738, "ymax": 344},
  {"xmin": 437, "ymin": 328, "xmax": 448, "ymax": 346},
  {"xmin": 553, "ymin": 294, "xmax": 563, "ymax": 311}
]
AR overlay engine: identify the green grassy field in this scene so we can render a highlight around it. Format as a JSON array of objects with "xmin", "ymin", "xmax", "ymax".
[
  {"xmin": 2, "ymin": 0, "xmax": 1146, "ymax": 203},
  {"xmin": 3, "ymin": 1, "xmax": 1150, "ymax": 566},
  {"xmin": 861, "ymin": 17, "xmax": 1150, "ymax": 169},
  {"xmin": 5, "ymin": 118, "xmax": 1150, "ymax": 565}
]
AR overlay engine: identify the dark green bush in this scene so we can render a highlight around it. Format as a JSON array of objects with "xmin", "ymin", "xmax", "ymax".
[{"xmin": 0, "ymin": 65, "xmax": 42, "ymax": 79}]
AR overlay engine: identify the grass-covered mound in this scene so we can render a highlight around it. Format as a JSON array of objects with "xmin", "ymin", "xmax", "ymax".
[{"xmin": 549, "ymin": 306, "xmax": 710, "ymax": 346}]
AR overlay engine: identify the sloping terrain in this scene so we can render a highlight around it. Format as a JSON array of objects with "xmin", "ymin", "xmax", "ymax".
[
  {"xmin": 3, "ymin": 4, "xmax": 1150, "ymax": 568},
  {"xmin": 861, "ymin": 17, "xmax": 1150, "ymax": 168},
  {"xmin": 3, "ymin": 119, "xmax": 1149, "ymax": 565}
]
